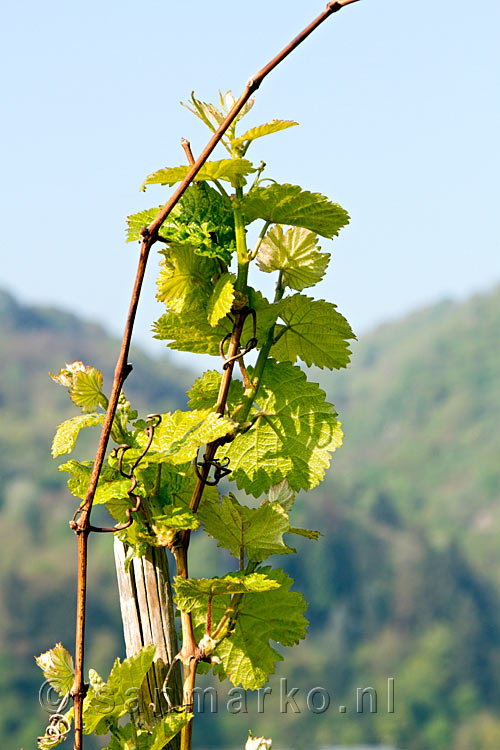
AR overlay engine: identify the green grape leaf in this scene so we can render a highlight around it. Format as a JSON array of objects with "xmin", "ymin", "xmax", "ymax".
[
  {"xmin": 171, "ymin": 183, "xmax": 235, "ymax": 260},
  {"xmin": 50, "ymin": 361, "xmax": 106, "ymax": 413},
  {"xmin": 257, "ymin": 225, "xmax": 330, "ymax": 291},
  {"xmin": 182, "ymin": 92, "xmax": 226, "ymax": 132},
  {"xmin": 174, "ymin": 571, "xmax": 280, "ymax": 612},
  {"xmin": 127, "ymin": 184, "xmax": 236, "ymax": 263},
  {"xmin": 198, "ymin": 494, "xmax": 295, "ymax": 562},
  {"xmin": 60, "ymin": 459, "xmax": 202, "ymax": 544},
  {"xmin": 153, "ymin": 311, "xmax": 228, "ymax": 355},
  {"xmin": 102, "ymin": 724, "xmax": 142, "ymax": 750},
  {"xmin": 156, "ymin": 245, "xmax": 215, "ymax": 313},
  {"xmin": 182, "ymin": 91, "xmax": 255, "ymax": 134},
  {"xmin": 68, "ymin": 368, "xmax": 106, "ymax": 412},
  {"xmin": 58, "ymin": 460, "xmax": 131, "ymax": 504},
  {"xmin": 52, "ymin": 413, "xmax": 104, "ymax": 458},
  {"xmin": 231, "ymin": 120, "xmax": 298, "ymax": 149},
  {"xmin": 191, "ymin": 568, "xmax": 308, "ymax": 689},
  {"xmin": 134, "ymin": 464, "xmax": 218, "ymax": 547},
  {"xmin": 207, "ymin": 273, "xmax": 235, "ymax": 326},
  {"xmin": 149, "ymin": 712, "xmax": 193, "ymax": 750},
  {"xmin": 139, "ymin": 507, "xmax": 200, "ymax": 547},
  {"xmin": 83, "ymin": 645, "xmax": 156, "ymax": 734},
  {"xmin": 150, "ymin": 462, "xmax": 220, "ymax": 511},
  {"xmin": 272, "ymin": 294, "xmax": 355, "ymax": 370},
  {"xmin": 36, "ymin": 643, "xmax": 75, "ymax": 696},
  {"xmin": 243, "ymin": 183, "xmax": 349, "ymax": 238},
  {"xmin": 142, "ymin": 159, "xmax": 256, "ymax": 190},
  {"xmin": 153, "ymin": 289, "xmax": 280, "ymax": 356},
  {"xmin": 226, "ymin": 360, "xmax": 343, "ymax": 496},
  {"xmin": 126, "ymin": 206, "xmax": 162, "ymax": 242},
  {"xmin": 268, "ymin": 479, "xmax": 295, "ymax": 512},
  {"xmin": 102, "ymin": 712, "xmax": 192, "ymax": 750},
  {"xmin": 130, "ymin": 409, "xmax": 235, "ymax": 466},
  {"xmin": 187, "ymin": 370, "xmax": 244, "ymax": 411}
]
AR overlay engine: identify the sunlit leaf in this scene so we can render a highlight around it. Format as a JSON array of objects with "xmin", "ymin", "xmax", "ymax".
[
  {"xmin": 52, "ymin": 414, "xmax": 104, "ymax": 458},
  {"xmin": 272, "ymin": 294, "xmax": 355, "ymax": 369},
  {"xmin": 207, "ymin": 273, "xmax": 235, "ymax": 327},
  {"xmin": 225, "ymin": 360, "xmax": 343, "ymax": 496},
  {"xmin": 156, "ymin": 245, "xmax": 216, "ymax": 313},
  {"xmin": 174, "ymin": 571, "xmax": 280, "ymax": 612},
  {"xmin": 257, "ymin": 226, "xmax": 329, "ymax": 290},
  {"xmin": 231, "ymin": 120, "xmax": 298, "ymax": 149},
  {"xmin": 36, "ymin": 643, "xmax": 74, "ymax": 697},
  {"xmin": 190, "ymin": 568, "xmax": 308, "ymax": 689},
  {"xmin": 198, "ymin": 494, "xmax": 295, "ymax": 562},
  {"xmin": 142, "ymin": 159, "xmax": 256, "ymax": 190},
  {"xmin": 243, "ymin": 183, "xmax": 349, "ymax": 238}
]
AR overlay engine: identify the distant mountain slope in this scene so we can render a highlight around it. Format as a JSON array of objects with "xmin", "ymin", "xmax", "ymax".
[
  {"xmin": 0, "ymin": 288, "xmax": 192, "ymax": 487},
  {"xmin": 1, "ymin": 285, "xmax": 500, "ymax": 750},
  {"xmin": 321, "ymin": 286, "xmax": 500, "ymax": 577},
  {"xmin": 0, "ymin": 288, "xmax": 195, "ymax": 749}
]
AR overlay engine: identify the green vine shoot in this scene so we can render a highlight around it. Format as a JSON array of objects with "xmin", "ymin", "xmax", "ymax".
[{"xmin": 35, "ymin": 3, "xmax": 360, "ymax": 749}]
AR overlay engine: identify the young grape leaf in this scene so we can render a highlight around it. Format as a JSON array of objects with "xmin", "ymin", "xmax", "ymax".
[
  {"xmin": 153, "ymin": 288, "xmax": 280, "ymax": 356},
  {"xmin": 148, "ymin": 712, "xmax": 193, "ymax": 750},
  {"xmin": 83, "ymin": 645, "xmax": 156, "ymax": 734},
  {"xmin": 187, "ymin": 370, "xmax": 245, "ymax": 411},
  {"xmin": 58, "ymin": 459, "xmax": 131, "ymax": 503},
  {"xmin": 190, "ymin": 568, "xmax": 308, "ymax": 689},
  {"xmin": 69, "ymin": 369, "xmax": 106, "ymax": 412},
  {"xmin": 128, "ymin": 409, "xmax": 235, "ymax": 466},
  {"xmin": 149, "ymin": 462, "xmax": 220, "ymax": 511},
  {"xmin": 231, "ymin": 120, "xmax": 298, "ymax": 149},
  {"xmin": 182, "ymin": 92, "xmax": 226, "ymax": 132},
  {"xmin": 142, "ymin": 158, "xmax": 256, "ymax": 190},
  {"xmin": 272, "ymin": 294, "xmax": 355, "ymax": 370},
  {"xmin": 198, "ymin": 494, "xmax": 295, "ymax": 562},
  {"xmin": 174, "ymin": 571, "xmax": 280, "ymax": 612},
  {"xmin": 182, "ymin": 91, "xmax": 254, "ymax": 138},
  {"xmin": 225, "ymin": 360, "xmax": 343, "ymax": 496},
  {"xmin": 50, "ymin": 362, "xmax": 107, "ymax": 413},
  {"xmin": 102, "ymin": 712, "xmax": 192, "ymax": 750},
  {"xmin": 134, "ymin": 464, "xmax": 218, "ymax": 546},
  {"xmin": 60, "ymin": 458, "xmax": 201, "ymax": 543},
  {"xmin": 52, "ymin": 413, "xmax": 104, "ymax": 458},
  {"xmin": 166, "ymin": 183, "xmax": 236, "ymax": 262},
  {"xmin": 156, "ymin": 245, "xmax": 216, "ymax": 313},
  {"xmin": 126, "ymin": 206, "xmax": 163, "ymax": 242},
  {"xmin": 153, "ymin": 311, "xmax": 229, "ymax": 355},
  {"xmin": 243, "ymin": 183, "xmax": 349, "ymax": 238},
  {"xmin": 127, "ymin": 184, "xmax": 236, "ymax": 262},
  {"xmin": 139, "ymin": 506, "xmax": 200, "ymax": 547},
  {"xmin": 257, "ymin": 226, "xmax": 330, "ymax": 290},
  {"xmin": 207, "ymin": 273, "xmax": 235, "ymax": 326},
  {"xmin": 36, "ymin": 643, "xmax": 75, "ymax": 696}
]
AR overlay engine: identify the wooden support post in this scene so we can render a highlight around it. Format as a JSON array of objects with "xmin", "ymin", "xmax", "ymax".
[{"xmin": 114, "ymin": 540, "xmax": 182, "ymax": 741}]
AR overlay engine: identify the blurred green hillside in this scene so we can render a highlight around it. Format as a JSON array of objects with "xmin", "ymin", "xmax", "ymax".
[{"xmin": 0, "ymin": 286, "xmax": 499, "ymax": 749}]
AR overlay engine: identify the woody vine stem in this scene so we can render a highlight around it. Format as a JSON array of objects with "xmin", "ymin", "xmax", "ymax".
[{"xmin": 51, "ymin": 2, "xmax": 361, "ymax": 749}]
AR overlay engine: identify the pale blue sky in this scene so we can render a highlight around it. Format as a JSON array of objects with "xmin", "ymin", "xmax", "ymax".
[{"xmin": 1, "ymin": 0, "xmax": 499, "ymax": 361}]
